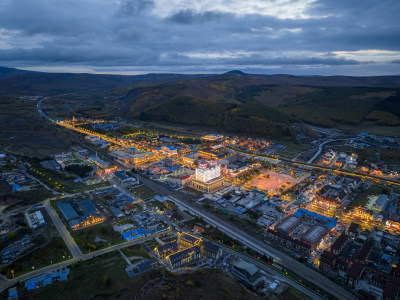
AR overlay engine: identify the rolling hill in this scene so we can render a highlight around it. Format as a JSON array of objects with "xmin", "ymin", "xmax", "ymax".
[
  {"xmin": 121, "ymin": 72, "xmax": 400, "ymax": 136},
  {"xmin": 1, "ymin": 67, "xmax": 400, "ymax": 137}
]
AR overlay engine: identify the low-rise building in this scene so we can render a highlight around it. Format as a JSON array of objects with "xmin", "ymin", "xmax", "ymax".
[
  {"xmin": 177, "ymin": 232, "xmax": 201, "ymax": 248},
  {"xmin": 26, "ymin": 210, "xmax": 46, "ymax": 229},
  {"xmin": 167, "ymin": 245, "xmax": 201, "ymax": 269},
  {"xmin": 199, "ymin": 240, "xmax": 222, "ymax": 259},
  {"xmin": 232, "ymin": 260, "xmax": 264, "ymax": 288},
  {"xmin": 155, "ymin": 241, "xmax": 179, "ymax": 258}
]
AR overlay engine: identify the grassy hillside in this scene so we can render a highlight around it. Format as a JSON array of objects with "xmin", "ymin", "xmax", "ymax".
[
  {"xmin": 138, "ymin": 96, "xmax": 295, "ymax": 138},
  {"xmin": 125, "ymin": 74, "xmax": 400, "ymax": 132},
  {"xmin": 2, "ymin": 67, "xmax": 400, "ymax": 137}
]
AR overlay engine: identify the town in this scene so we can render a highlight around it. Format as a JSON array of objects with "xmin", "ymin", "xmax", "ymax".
[{"xmin": 1, "ymin": 113, "xmax": 399, "ymax": 300}]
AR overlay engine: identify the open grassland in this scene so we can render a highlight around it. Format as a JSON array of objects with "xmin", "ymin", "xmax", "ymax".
[
  {"xmin": 21, "ymin": 253, "xmax": 262, "ymax": 300},
  {"xmin": 69, "ymin": 222, "xmax": 123, "ymax": 254},
  {"xmin": 0, "ymin": 96, "xmax": 79, "ymax": 157}
]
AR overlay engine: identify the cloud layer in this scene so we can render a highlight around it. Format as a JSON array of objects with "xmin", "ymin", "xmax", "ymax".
[{"xmin": 0, "ymin": 0, "xmax": 399, "ymax": 75}]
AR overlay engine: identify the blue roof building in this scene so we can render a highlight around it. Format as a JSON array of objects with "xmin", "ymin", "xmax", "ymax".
[
  {"xmin": 26, "ymin": 269, "xmax": 70, "ymax": 291},
  {"xmin": 57, "ymin": 202, "xmax": 79, "ymax": 221},
  {"xmin": 12, "ymin": 183, "xmax": 21, "ymax": 192}
]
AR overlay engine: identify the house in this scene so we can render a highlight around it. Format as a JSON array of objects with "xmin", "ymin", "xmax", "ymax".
[
  {"xmin": 177, "ymin": 232, "xmax": 201, "ymax": 247},
  {"xmin": 114, "ymin": 170, "xmax": 136, "ymax": 184},
  {"xmin": 109, "ymin": 206, "xmax": 124, "ymax": 218},
  {"xmin": 319, "ymin": 251, "xmax": 337, "ymax": 277},
  {"xmin": 346, "ymin": 262, "xmax": 364, "ymax": 288},
  {"xmin": 155, "ymin": 241, "xmax": 179, "ymax": 258},
  {"xmin": 199, "ymin": 240, "xmax": 222, "ymax": 260},
  {"xmin": 26, "ymin": 268, "xmax": 70, "ymax": 291},
  {"xmin": 331, "ymin": 234, "xmax": 349, "ymax": 255},
  {"xmin": 166, "ymin": 245, "xmax": 200, "ymax": 269},
  {"xmin": 83, "ymin": 175, "xmax": 101, "ymax": 185}
]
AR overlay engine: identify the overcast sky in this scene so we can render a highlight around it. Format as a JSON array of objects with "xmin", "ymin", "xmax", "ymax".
[{"xmin": 0, "ymin": 0, "xmax": 399, "ymax": 75}]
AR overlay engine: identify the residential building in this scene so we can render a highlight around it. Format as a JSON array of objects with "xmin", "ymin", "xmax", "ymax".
[{"xmin": 166, "ymin": 245, "xmax": 201, "ymax": 269}]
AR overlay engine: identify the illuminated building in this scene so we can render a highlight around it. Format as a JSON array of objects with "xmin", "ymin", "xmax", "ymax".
[
  {"xmin": 191, "ymin": 161, "xmax": 224, "ymax": 192},
  {"xmin": 166, "ymin": 245, "xmax": 200, "ymax": 269},
  {"xmin": 156, "ymin": 233, "xmax": 222, "ymax": 269},
  {"xmin": 301, "ymin": 225, "xmax": 329, "ymax": 247},
  {"xmin": 202, "ymin": 134, "xmax": 223, "ymax": 141},
  {"xmin": 181, "ymin": 152, "xmax": 199, "ymax": 165},
  {"xmin": 195, "ymin": 161, "xmax": 220, "ymax": 182},
  {"xmin": 155, "ymin": 241, "xmax": 178, "ymax": 258},
  {"xmin": 177, "ymin": 232, "xmax": 201, "ymax": 247},
  {"xmin": 131, "ymin": 152, "xmax": 155, "ymax": 165},
  {"xmin": 371, "ymin": 194, "xmax": 389, "ymax": 212},
  {"xmin": 57, "ymin": 200, "xmax": 105, "ymax": 229}
]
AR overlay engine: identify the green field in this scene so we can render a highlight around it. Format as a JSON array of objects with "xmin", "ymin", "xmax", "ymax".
[
  {"xmin": 10, "ymin": 188, "xmax": 53, "ymax": 204},
  {"xmin": 120, "ymin": 244, "xmax": 151, "ymax": 258},
  {"xmin": 70, "ymin": 222, "xmax": 123, "ymax": 254},
  {"xmin": 23, "ymin": 251, "xmax": 128, "ymax": 300},
  {"xmin": 281, "ymin": 286, "xmax": 312, "ymax": 300},
  {"xmin": 15, "ymin": 251, "xmax": 262, "ymax": 300}
]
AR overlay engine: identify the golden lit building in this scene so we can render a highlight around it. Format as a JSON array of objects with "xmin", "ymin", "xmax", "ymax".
[{"xmin": 191, "ymin": 161, "xmax": 224, "ymax": 193}]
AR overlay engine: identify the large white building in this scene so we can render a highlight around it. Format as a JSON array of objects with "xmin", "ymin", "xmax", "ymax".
[
  {"xmin": 196, "ymin": 161, "xmax": 220, "ymax": 183},
  {"xmin": 192, "ymin": 161, "xmax": 224, "ymax": 192}
]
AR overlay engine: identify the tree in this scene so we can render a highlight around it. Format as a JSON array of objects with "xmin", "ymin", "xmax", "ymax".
[
  {"xmin": 186, "ymin": 280, "xmax": 194, "ymax": 287},
  {"xmin": 102, "ymin": 275, "xmax": 111, "ymax": 286}
]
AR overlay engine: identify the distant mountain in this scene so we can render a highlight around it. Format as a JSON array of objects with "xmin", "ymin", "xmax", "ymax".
[
  {"xmin": 0, "ymin": 66, "xmax": 32, "ymax": 80},
  {"xmin": 224, "ymin": 70, "xmax": 246, "ymax": 76},
  {"xmin": 0, "ymin": 67, "xmax": 207, "ymax": 95}
]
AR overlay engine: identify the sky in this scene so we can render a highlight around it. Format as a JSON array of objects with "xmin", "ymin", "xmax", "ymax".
[{"xmin": 0, "ymin": 0, "xmax": 399, "ymax": 75}]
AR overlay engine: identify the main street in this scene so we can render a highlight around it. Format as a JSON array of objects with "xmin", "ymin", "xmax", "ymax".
[{"xmin": 138, "ymin": 175, "xmax": 358, "ymax": 300}]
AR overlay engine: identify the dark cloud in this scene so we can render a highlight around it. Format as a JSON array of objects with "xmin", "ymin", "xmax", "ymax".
[
  {"xmin": 0, "ymin": 0, "xmax": 398, "ymax": 75},
  {"xmin": 117, "ymin": 0, "xmax": 154, "ymax": 17},
  {"xmin": 168, "ymin": 9, "xmax": 223, "ymax": 24}
]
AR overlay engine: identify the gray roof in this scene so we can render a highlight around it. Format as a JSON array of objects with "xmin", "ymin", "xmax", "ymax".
[
  {"xmin": 168, "ymin": 245, "xmax": 200, "ymax": 264},
  {"xmin": 201, "ymin": 240, "xmax": 220, "ymax": 254},
  {"xmin": 156, "ymin": 241, "xmax": 178, "ymax": 253},
  {"xmin": 234, "ymin": 260, "xmax": 259, "ymax": 276},
  {"xmin": 57, "ymin": 202, "xmax": 79, "ymax": 221},
  {"xmin": 180, "ymin": 233, "xmax": 200, "ymax": 244}
]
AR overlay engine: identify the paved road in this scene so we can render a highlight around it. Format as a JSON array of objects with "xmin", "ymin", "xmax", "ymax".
[
  {"xmin": 43, "ymin": 202, "xmax": 83, "ymax": 258},
  {"xmin": 139, "ymin": 175, "xmax": 357, "ymax": 300},
  {"xmin": 215, "ymin": 242, "xmax": 324, "ymax": 300},
  {"xmin": 0, "ymin": 231, "xmax": 169, "ymax": 292},
  {"xmin": 307, "ymin": 138, "xmax": 359, "ymax": 164}
]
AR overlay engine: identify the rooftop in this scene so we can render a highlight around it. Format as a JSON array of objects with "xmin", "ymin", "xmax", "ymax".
[{"xmin": 234, "ymin": 260, "xmax": 259, "ymax": 277}]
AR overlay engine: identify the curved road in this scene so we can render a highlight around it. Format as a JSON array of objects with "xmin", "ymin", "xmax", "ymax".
[{"xmin": 307, "ymin": 138, "xmax": 359, "ymax": 164}]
